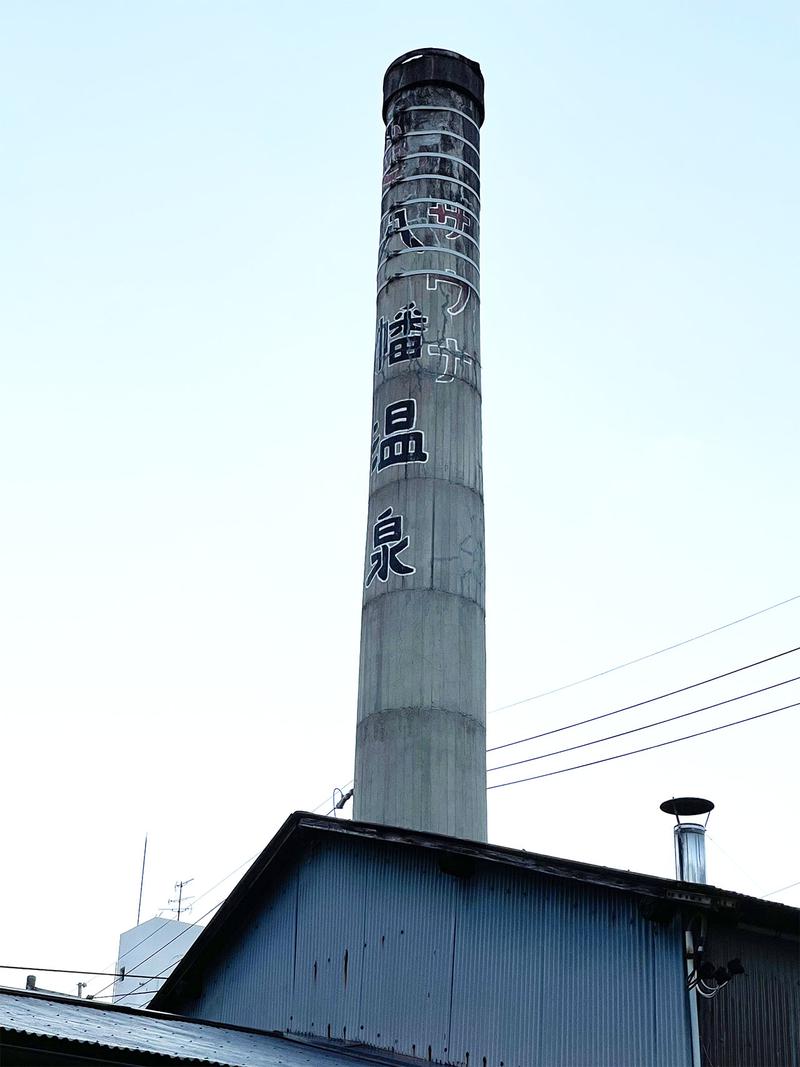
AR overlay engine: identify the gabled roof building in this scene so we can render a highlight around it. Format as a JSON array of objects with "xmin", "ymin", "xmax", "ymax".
[
  {"xmin": 142, "ymin": 812, "xmax": 798, "ymax": 1067},
  {"xmin": 3, "ymin": 814, "xmax": 797, "ymax": 1066}
]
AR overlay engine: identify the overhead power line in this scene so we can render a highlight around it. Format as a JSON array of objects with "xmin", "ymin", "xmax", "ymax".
[
  {"xmin": 108, "ymin": 781, "xmax": 355, "ymax": 1004},
  {"xmin": 763, "ymin": 880, "xmax": 800, "ymax": 899},
  {"xmin": 310, "ymin": 780, "xmax": 354, "ymax": 816},
  {"xmin": 489, "ymin": 593, "xmax": 800, "ymax": 715},
  {"xmin": 486, "ymin": 700, "xmax": 799, "ymax": 791},
  {"xmin": 84, "ymin": 852, "xmax": 258, "ymax": 1000},
  {"xmin": 85, "ymin": 779, "xmax": 351, "ymax": 1001},
  {"xmin": 0, "ymin": 966, "xmax": 166, "ymax": 980},
  {"xmin": 488, "ymin": 645, "xmax": 800, "ymax": 754},
  {"xmin": 704, "ymin": 834, "xmax": 765, "ymax": 897},
  {"xmin": 89, "ymin": 898, "xmax": 224, "ymax": 1002},
  {"xmin": 110, "ymin": 781, "xmax": 350, "ymax": 1005},
  {"xmin": 487, "ymin": 674, "xmax": 800, "ymax": 773},
  {"xmin": 88, "ymin": 780, "xmax": 349, "ymax": 1000},
  {"xmin": 109, "ymin": 896, "xmax": 234, "ymax": 1004}
]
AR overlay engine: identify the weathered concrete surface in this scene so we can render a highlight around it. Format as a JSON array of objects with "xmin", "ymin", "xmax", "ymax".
[{"xmin": 354, "ymin": 50, "xmax": 486, "ymax": 840}]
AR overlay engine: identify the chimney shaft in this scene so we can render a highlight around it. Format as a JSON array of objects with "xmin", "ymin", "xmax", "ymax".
[{"xmin": 353, "ymin": 50, "xmax": 487, "ymax": 840}]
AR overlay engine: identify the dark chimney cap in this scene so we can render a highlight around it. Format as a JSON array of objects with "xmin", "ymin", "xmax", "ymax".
[{"xmin": 383, "ymin": 49, "xmax": 485, "ymax": 126}]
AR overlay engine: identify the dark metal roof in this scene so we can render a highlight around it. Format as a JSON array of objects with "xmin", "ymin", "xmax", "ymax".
[
  {"xmin": 0, "ymin": 988, "xmax": 414, "ymax": 1066},
  {"xmin": 150, "ymin": 812, "xmax": 798, "ymax": 1013}
]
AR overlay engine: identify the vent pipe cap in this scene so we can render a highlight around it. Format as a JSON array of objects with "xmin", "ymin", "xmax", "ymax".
[{"xmin": 660, "ymin": 797, "xmax": 714, "ymax": 818}]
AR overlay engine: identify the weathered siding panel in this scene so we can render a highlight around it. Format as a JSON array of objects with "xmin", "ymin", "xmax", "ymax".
[
  {"xmin": 180, "ymin": 868, "xmax": 297, "ymax": 1032},
  {"xmin": 178, "ymin": 836, "xmax": 692, "ymax": 1066},
  {"xmin": 699, "ymin": 923, "xmax": 800, "ymax": 1067},
  {"xmin": 293, "ymin": 839, "xmax": 367, "ymax": 1039},
  {"xmin": 357, "ymin": 842, "xmax": 459, "ymax": 1057},
  {"xmin": 448, "ymin": 864, "xmax": 691, "ymax": 1067}
]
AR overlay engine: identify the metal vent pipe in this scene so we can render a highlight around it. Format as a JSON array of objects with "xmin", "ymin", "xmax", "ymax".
[
  {"xmin": 660, "ymin": 797, "xmax": 714, "ymax": 885},
  {"xmin": 674, "ymin": 823, "xmax": 707, "ymax": 884}
]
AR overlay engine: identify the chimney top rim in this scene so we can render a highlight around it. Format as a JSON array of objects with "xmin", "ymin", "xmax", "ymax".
[{"xmin": 382, "ymin": 48, "xmax": 485, "ymax": 126}]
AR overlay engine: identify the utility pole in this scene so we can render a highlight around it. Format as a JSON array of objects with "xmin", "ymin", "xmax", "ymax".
[{"xmin": 167, "ymin": 879, "xmax": 194, "ymax": 922}]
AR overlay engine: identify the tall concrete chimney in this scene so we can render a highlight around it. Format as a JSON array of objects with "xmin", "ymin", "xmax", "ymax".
[{"xmin": 353, "ymin": 50, "xmax": 487, "ymax": 841}]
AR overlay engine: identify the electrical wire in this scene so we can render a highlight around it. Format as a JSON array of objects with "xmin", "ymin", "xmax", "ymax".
[
  {"xmin": 83, "ymin": 852, "xmax": 259, "ymax": 1000},
  {"xmin": 695, "ymin": 983, "xmax": 721, "ymax": 999},
  {"xmin": 0, "ymin": 966, "xmax": 166, "ymax": 980},
  {"xmin": 486, "ymin": 700, "xmax": 800, "ymax": 791},
  {"xmin": 310, "ymin": 780, "xmax": 354, "ymax": 816},
  {"xmin": 327, "ymin": 787, "xmax": 355, "ymax": 817},
  {"xmin": 763, "ymin": 879, "xmax": 800, "ymax": 899},
  {"xmin": 86, "ymin": 780, "xmax": 345, "ymax": 1001},
  {"xmin": 705, "ymin": 834, "xmax": 765, "ymax": 897},
  {"xmin": 488, "ymin": 593, "xmax": 800, "ymax": 715},
  {"xmin": 111, "ymin": 794, "xmax": 351, "ymax": 1003},
  {"xmin": 487, "ymin": 674, "xmax": 800, "ymax": 773},
  {"xmin": 488, "ymin": 645, "xmax": 800, "ymax": 753},
  {"xmin": 110, "ymin": 895, "xmax": 234, "ymax": 1003},
  {"xmin": 112, "ymin": 963, "xmax": 179, "ymax": 1004},
  {"xmin": 89, "ymin": 898, "xmax": 225, "ymax": 1001}
]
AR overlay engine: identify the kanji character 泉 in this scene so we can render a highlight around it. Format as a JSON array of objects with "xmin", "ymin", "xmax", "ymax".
[{"xmin": 365, "ymin": 507, "xmax": 415, "ymax": 587}]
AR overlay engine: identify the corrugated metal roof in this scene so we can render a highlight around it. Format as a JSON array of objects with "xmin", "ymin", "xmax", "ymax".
[{"xmin": 0, "ymin": 989, "xmax": 411, "ymax": 1066}]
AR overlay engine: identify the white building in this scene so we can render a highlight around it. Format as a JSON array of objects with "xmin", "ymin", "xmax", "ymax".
[{"xmin": 112, "ymin": 916, "xmax": 202, "ymax": 1008}]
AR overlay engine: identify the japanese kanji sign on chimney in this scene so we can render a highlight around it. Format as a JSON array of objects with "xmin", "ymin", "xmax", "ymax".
[{"xmin": 354, "ymin": 50, "xmax": 487, "ymax": 841}]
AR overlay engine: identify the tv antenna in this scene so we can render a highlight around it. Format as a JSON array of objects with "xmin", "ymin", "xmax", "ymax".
[{"xmin": 167, "ymin": 878, "xmax": 194, "ymax": 922}]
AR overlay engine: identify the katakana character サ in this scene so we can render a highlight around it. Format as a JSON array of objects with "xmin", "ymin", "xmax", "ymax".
[
  {"xmin": 428, "ymin": 201, "xmax": 472, "ymax": 239},
  {"xmin": 427, "ymin": 337, "xmax": 473, "ymax": 384}
]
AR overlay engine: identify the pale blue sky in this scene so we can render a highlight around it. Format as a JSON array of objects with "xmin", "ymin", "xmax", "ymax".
[{"xmin": 1, "ymin": 2, "xmax": 798, "ymax": 996}]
